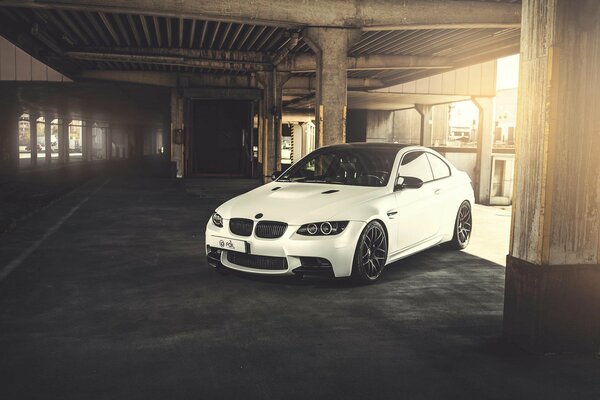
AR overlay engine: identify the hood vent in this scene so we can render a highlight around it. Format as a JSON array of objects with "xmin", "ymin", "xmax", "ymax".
[
  {"xmin": 271, "ymin": 187, "xmax": 281, "ymax": 191},
  {"xmin": 321, "ymin": 189, "xmax": 339, "ymax": 194}
]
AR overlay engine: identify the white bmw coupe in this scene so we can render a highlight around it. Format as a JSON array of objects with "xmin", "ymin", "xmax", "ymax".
[{"xmin": 206, "ymin": 143, "xmax": 474, "ymax": 282}]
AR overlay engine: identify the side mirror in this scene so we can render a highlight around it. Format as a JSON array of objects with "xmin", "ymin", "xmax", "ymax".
[
  {"xmin": 270, "ymin": 170, "xmax": 282, "ymax": 181},
  {"xmin": 395, "ymin": 176, "xmax": 424, "ymax": 191}
]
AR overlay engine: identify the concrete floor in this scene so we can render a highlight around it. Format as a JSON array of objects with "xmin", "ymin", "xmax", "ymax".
[{"xmin": 0, "ymin": 175, "xmax": 598, "ymax": 400}]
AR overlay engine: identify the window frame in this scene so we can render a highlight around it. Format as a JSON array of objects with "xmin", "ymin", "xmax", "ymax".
[
  {"xmin": 396, "ymin": 150, "xmax": 453, "ymax": 185},
  {"xmin": 425, "ymin": 153, "xmax": 452, "ymax": 181}
]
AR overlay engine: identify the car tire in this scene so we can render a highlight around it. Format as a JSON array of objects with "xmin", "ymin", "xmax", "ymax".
[
  {"xmin": 351, "ymin": 220, "xmax": 388, "ymax": 283},
  {"xmin": 446, "ymin": 200, "xmax": 472, "ymax": 250}
]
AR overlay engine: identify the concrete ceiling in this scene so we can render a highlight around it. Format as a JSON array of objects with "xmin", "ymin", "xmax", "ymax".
[{"xmin": 0, "ymin": 2, "xmax": 520, "ymax": 88}]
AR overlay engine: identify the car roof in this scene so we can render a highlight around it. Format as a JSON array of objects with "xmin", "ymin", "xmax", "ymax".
[{"xmin": 320, "ymin": 142, "xmax": 411, "ymax": 151}]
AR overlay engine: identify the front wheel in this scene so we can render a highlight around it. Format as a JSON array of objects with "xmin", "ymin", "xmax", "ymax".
[
  {"xmin": 351, "ymin": 221, "xmax": 388, "ymax": 283},
  {"xmin": 446, "ymin": 201, "xmax": 472, "ymax": 250}
]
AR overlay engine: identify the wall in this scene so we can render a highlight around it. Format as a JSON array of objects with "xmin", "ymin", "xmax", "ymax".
[
  {"xmin": 0, "ymin": 36, "xmax": 71, "ymax": 82},
  {"xmin": 365, "ymin": 108, "xmax": 420, "ymax": 144},
  {"xmin": 375, "ymin": 60, "xmax": 497, "ymax": 97}
]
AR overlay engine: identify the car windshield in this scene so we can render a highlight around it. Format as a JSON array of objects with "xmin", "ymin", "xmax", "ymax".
[{"xmin": 278, "ymin": 147, "xmax": 398, "ymax": 187}]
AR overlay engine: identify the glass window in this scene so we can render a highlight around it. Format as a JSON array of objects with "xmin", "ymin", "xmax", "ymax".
[
  {"xmin": 426, "ymin": 153, "xmax": 451, "ymax": 180},
  {"xmin": 279, "ymin": 146, "xmax": 399, "ymax": 187},
  {"xmin": 398, "ymin": 151, "xmax": 433, "ymax": 183}
]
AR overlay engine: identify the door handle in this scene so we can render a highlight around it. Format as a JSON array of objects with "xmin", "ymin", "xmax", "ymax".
[
  {"xmin": 434, "ymin": 189, "xmax": 441, "ymax": 195},
  {"xmin": 387, "ymin": 209, "xmax": 398, "ymax": 218}
]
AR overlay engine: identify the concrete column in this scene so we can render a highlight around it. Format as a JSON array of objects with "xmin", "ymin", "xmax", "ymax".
[
  {"xmin": 106, "ymin": 125, "xmax": 112, "ymax": 160},
  {"xmin": 504, "ymin": 0, "xmax": 600, "ymax": 354},
  {"xmin": 415, "ymin": 104, "xmax": 433, "ymax": 147},
  {"xmin": 259, "ymin": 72, "xmax": 273, "ymax": 181},
  {"xmin": 0, "ymin": 110, "xmax": 19, "ymax": 172},
  {"xmin": 170, "ymin": 88, "xmax": 184, "ymax": 177},
  {"xmin": 82, "ymin": 122, "xmax": 92, "ymax": 161},
  {"xmin": 58, "ymin": 119, "xmax": 70, "ymax": 164},
  {"xmin": 273, "ymin": 72, "xmax": 288, "ymax": 173},
  {"xmin": 257, "ymin": 71, "xmax": 289, "ymax": 181},
  {"xmin": 44, "ymin": 117, "xmax": 52, "ymax": 164},
  {"xmin": 472, "ymin": 97, "xmax": 494, "ymax": 205},
  {"xmin": 305, "ymin": 28, "xmax": 360, "ymax": 147},
  {"xmin": 30, "ymin": 113, "xmax": 38, "ymax": 167}
]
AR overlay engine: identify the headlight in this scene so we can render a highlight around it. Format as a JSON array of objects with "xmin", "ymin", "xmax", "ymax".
[
  {"xmin": 211, "ymin": 212, "xmax": 223, "ymax": 227},
  {"xmin": 297, "ymin": 221, "xmax": 348, "ymax": 236}
]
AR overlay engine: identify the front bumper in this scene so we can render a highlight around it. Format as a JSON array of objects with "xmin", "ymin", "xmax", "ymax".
[{"xmin": 205, "ymin": 220, "xmax": 366, "ymax": 277}]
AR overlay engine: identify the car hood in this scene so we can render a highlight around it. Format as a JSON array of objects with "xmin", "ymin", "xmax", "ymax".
[{"xmin": 216, "ymin": 182, "xmax": 386, "ymax": 225}]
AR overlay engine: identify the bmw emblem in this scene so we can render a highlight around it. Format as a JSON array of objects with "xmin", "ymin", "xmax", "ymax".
[{"xmin": 255, "ymin": 213, "xmax": 263, "ymax": 219}]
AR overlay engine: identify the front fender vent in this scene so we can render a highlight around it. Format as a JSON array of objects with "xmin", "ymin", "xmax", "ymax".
[{"xmin": 321, "ymin": 189, "xmax": 339, "ymax": 194}]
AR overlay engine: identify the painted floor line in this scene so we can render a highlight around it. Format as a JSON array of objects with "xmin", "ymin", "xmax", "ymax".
[{"xmin": 0, "ymin": 178, "xmax": 111, "ymax": 283}]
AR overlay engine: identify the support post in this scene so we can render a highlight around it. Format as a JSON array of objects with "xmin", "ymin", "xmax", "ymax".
[
  {"xmin": 44, "ymin": 117, "xmax": 52, "ymax": 164},
  {"xmin": 504, "ymin": 0, "xmax": 600, "ymax": 354},
  {"xmin": 106, "ymin": 125, "xmax": 112, "ymax": 160},
  {"xmin": 415, "ymin": 104, "xmax": 433, "ymax": 147},
  {"xmin": 472, "ymin": 96, "xmax": 494, "ymax": 205},
  {"xmin": 30, "ymin": 113, "xmax": 38, "ymax": 167},
  {"xmin": 58, "ymin": 119, "xmax": 70, "ymax": 164},
  {"xmin": 0, "ymin": 110, "xmax": 19, "ymax": 172},
  {"xmin": 170, "ymin": 88, "xmax": 184, "ymax": 177},
  {"xmin": 82, "ymin": 122, "xmax": 92, "ymax": 161},
  {"xmin": 257, "ymin": 71, "xmax": 289, "ymax": 181},
  {"xmin": 305, "ymin": 28, "xmax": 360, "ymax": 147}
]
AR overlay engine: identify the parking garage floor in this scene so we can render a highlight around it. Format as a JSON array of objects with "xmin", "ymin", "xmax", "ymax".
[{"xmin": 0, "ymin": 175, "xmax": 599, "ymax": 400}]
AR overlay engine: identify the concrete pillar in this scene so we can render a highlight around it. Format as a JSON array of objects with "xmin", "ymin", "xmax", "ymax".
[
  {"xmin": 415, "ymin": 104, "xmax": 433, "ymax": 147},
  {"xmin": 58, "ymin": 119, "xmax": 70, "ymax": 163},
  {"xmin": 106, "ymin": 125, "xmax": 112, "ymax": 161},
  {"xmin": 305, "ymin": 28, "xmax": 361, "ymax": 147},
  {"xmin": 472, "ymin": 97, "xmax": 494, "ymax": 205},
  {"xmin": 257, "ymin": 71, "xmax": 289, "ymax": 181},
  {"xmin": 504, "ymin": 0, "xmax": 600, "ymax": 354},
  {"xmin": 44, "ymin": 117, "xmax": 52, "ymax": 164},
  {"xmin": 30, "ymin": 113, "xmax": 38, "ymax": 167},
  {"xmin": 170, "ymin": 88, "xmax": 184, "ymax": 177},
  {"xmin": 82, "ymin": 122, "xmax": 92, "ymax": 161},
  {"xmin": 0, "ymin": 110, "xmax": 19, "ymax": 172},
  {"xmin": 273, "ymin": 72, "xmax": 288, "ymax": 173}
]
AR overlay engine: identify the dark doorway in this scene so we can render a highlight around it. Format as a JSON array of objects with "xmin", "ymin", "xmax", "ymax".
[
  {"xmin": 346, "ymin": 109, "xmax": 368, "ymax": 143},
  {"xmin": 191, "ymin": 100, "xmax": 252, "ymax": 176}
]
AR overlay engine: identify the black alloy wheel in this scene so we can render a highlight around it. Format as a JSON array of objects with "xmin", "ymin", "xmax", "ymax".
[
  {"xmin": 447, "ymin": 201, "xmax": 472, "ymax": 250},
  {"xmin": 352, "ymin": 220, "xmax": 388, "ymax": 283}
]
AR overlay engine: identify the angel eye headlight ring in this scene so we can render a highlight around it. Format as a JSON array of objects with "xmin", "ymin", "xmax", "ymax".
[{"xmin": 297, "ymin": 221, "xmax": 349, "ymax": 236}]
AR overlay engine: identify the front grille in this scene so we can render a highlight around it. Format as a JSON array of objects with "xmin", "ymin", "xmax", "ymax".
[
  {"xmin": 226, "ymin": 251, "xmax": 288, "ymax": 270},
  {"xmin": 229, "ymin": 218, "xmax": 253, "ymax": 236},
  {"xmin": 255, "ymin": 221, "xmax": 288, "ymax": 238}
]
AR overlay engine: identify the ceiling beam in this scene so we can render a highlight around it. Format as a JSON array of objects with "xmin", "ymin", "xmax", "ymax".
[
  {"xmin": 65, "ymin": 51, "xmax": 272, "ymax": 71},
  {"xmin": 77, "ymin": 47, "xmax": 269, "ymax": 62},
  {"xmin": 0, "ymin": 1, "xmax": 521, "ymax": 29},
  {"xmin": 77, "ymin": 70, "xmax": 384, "ymax": 90},
  {"xmin": 285, "ymin": 76, "xmax": 384, "ymax": 90},
  {"xmin": 78, "ymin": 70, "xmax": 253, "ymax": 87},
  {"xmin": 362, "ymin": 23, "xmax": 521, "ymax": 31},
  {"xmin": 279, "ymin": 53, "xmax": 453, "ymax": 72},
  {"xmin": 65, "ymin": 48, "xmax": 454, "ymax": 72}
]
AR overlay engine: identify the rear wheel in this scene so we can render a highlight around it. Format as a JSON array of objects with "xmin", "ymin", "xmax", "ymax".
[
  {"xmin": 447, "ymin": 201, "xmax": 472, "ymax": 250},
  {"xmin": 352, "ymin": 221, "xmax": 388, "ymax": 283}
]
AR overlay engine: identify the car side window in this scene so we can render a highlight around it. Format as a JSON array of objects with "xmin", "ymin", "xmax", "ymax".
[
  {"xmin": 426, "ymin": 153, "xmax": 451, "ymax": 180},
  {"xmin": 398, "ymin": 151, "xmax": 433, "ymax": 183}
]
